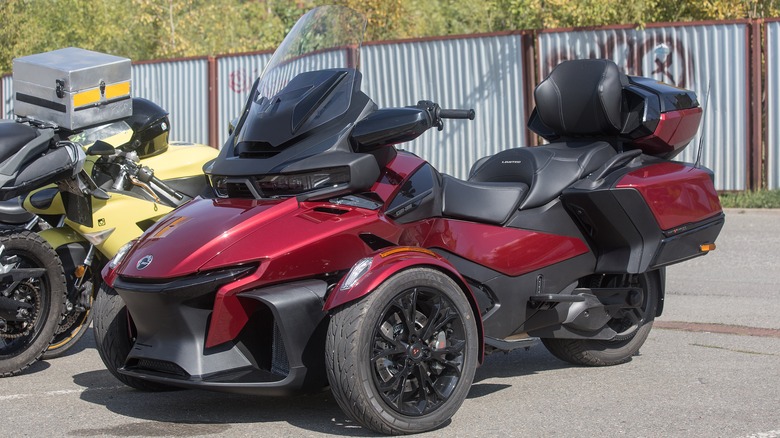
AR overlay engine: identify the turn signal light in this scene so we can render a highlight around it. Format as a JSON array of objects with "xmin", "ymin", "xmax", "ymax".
[
  {"xmin": 700, "ymin": 243, "xmax": 716, "ymax": 252},
  {"xmin": 74, "ymin": 265, "xmax": 86, "ymax": 278}
]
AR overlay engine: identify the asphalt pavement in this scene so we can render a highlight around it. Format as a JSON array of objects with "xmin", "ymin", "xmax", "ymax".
[{"xmin": 1, "ymin": 208, "xmax": 778, "ymax": 437}]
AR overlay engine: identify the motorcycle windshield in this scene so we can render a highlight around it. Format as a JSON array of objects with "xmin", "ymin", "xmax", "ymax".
[
  {"xmin": 256, "ymin": 5, "xmax": 364, "ymax": 102},
  {"xmin": 232, "ymin": 6, "xmax": 365, "ymax": 149},
  {"xmin": 68, "ymin": 121, "xmax": 132, "ymax": 148}
]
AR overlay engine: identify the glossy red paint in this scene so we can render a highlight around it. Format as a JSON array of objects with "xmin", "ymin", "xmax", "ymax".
[
  {"xmin": 616, "ymin": 162, "xmax": 722, "ymax": 230},
  {"xmin": 118, "ymin": 197, "xmax": 294, "ymax": 279},
  {"xmin": 633, "ymin": 107, "xmax": 703, "ymax": 155},
  {"xmin": 420, "ymin": 218, "xmax": 590, "ymax": 277},
  {"xmin": 189, "ymin": 202, "xmax": 401, "ymax": 347}
]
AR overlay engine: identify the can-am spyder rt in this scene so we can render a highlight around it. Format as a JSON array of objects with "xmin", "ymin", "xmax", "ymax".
[{"xmin": 96, "ymin": 5, "xmax": 724, "ymax": 435}]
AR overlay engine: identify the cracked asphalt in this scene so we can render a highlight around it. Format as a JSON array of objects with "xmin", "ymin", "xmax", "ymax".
[{"xmin": 1, "ymin": 208, "xmax": 778, "ymax": 437}]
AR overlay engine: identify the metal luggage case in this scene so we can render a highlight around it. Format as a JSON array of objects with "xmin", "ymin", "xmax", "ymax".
[{"xmin": 12, "ymin": 47, "xmax": 131, "ymax": 131}]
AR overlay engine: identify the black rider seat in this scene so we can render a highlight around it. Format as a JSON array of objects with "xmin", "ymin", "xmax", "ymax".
[
  {"xmin": 451, "ymin": 59, "xmax": 628, "ymax": 218},
  {"xmin": 0, "ymin": 121, "xmax": 37, "ymax": 164}
]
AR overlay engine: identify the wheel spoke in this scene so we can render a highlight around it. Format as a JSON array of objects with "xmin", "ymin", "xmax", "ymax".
[
  {"xmin": 378, "ymin": 364, "xmax": 411, "ymax": 393},
  {"xmin": 413, "ymin": 363, "xmax": 434, "ymax": 412},
  {"xmin": 371, "ymin": 343, "xmax": 405, "ymax": 361},
  {"xmin": 421, "ymin": 301, "xmax": 458, "ymax": 343}
]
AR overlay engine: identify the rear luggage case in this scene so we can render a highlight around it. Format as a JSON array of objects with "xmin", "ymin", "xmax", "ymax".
[{"xmin": 12, "ymin": 47, "xmax": 131, "ymax": 131}]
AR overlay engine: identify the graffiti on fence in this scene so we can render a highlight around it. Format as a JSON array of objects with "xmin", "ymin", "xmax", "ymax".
[
  {"xmin": 228, "ymin": 67, "xmax": 261, "ymax": 93},
  {"xmin": 541, "ymin": 33, "xmax": 696, "ymax": 89}
]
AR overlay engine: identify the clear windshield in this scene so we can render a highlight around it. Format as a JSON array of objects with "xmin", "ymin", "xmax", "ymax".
[
  {"xmin": 255, "ymin": 5, "xmax": 366, "ymax": 102},
  {"xmin": 68, "ymin": 120, "xmax": 132, "ymax": 148}
]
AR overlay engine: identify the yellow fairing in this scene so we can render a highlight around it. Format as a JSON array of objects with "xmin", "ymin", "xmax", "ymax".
[
  {"xmin": 66, "ymin": 192, "xmax": 173, "ymax": 258},
  {"xmin": 25, "ymin": 141, "xmax": 217, "ymax": 258},
  {"xmin": 65, "ymin": 144, "xmax": 217, "ymax": 258},
  {"xmin": 38, "ymin": 227, "xmax": 86, "ymax": 249},
  {"xmin": 144, "ymin": 143, "xmax": 217, "ymax": 180}
]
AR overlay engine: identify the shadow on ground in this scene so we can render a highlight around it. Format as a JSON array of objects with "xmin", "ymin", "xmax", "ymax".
[{"xmin": 70, "ymin": 344, "xmax": 568, "ymax": 436}]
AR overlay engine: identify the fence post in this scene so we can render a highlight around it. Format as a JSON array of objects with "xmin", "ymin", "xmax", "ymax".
[
  {"xmin": 208, "ymin": 56, "xmax": 219, "ymax": 149},
  {"xmin": 522, "ymin": 31, "xmax": 537, "ymax": 147},
  {"xmin": 749, "ymin": 19, "xmax": 764, "ymax": 190}
]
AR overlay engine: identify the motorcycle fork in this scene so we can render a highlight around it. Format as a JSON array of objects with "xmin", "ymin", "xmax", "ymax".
[{"xmin": 71, "ymin": 244, "xmax": 95, "ymax": 311}]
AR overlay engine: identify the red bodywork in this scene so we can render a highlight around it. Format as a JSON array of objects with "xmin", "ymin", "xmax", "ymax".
[
  {"xmin": 110, "ymin": 152, "xmax": 592, "ymax": 349},
  {"xmin": 633, "ymin": 107, "xmax": 703, "ymax": 155},
  {"xmin": 616, "ymin": 162, "xmax": 722, "ymax": 230}
]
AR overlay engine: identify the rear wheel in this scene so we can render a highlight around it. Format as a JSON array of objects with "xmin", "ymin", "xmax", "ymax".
[
  {"xmin": 0, "ymin": 231, "xmax": 66, "ymax": 377},
  {"xmin": 93, "ymin": 282, "xmax": 175, "ymax": 391},
  {"xmin": 327, "ymin": 268, "xmax": 478, "ymax": 434},
  {"xmin": 541, "ymin": 271, "xmax": 660, "ymax": 366}
]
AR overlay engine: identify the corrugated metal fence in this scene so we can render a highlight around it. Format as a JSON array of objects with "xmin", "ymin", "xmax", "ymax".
[
  {"xmin": 538, "ymin": 23, "xmax": 749, "ymax": 191},
  {"xmin": 131, "ymin": 58, "xmax": 210, "ymax": 145},
  {"xmin": 767, "ymin": 20, "xmax": 780, "ymax": 189},
  {"xmin": 1, "ymin": 20, "xmax": 776, "ymax": 189},
  {"xmin": 1, "ymin": 75, "xmax": 11, "ymax": 120},
  {"xmin": 362, "ymin": 34, "xmax": 528, "ymax": 178}
]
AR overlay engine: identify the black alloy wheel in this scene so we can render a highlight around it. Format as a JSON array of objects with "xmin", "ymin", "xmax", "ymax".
[
  {"xmin": 370, "ymin": 286, "xmax": 467, "ymax": 416},
  {"xmin": 327, "ymin": 267, "xmax": 478, "ymax": 435}
]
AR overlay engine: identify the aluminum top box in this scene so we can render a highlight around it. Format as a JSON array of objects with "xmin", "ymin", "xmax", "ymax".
[{"xmin": 13, "ymin": 47, "xmax": 131, "ymax": 131}]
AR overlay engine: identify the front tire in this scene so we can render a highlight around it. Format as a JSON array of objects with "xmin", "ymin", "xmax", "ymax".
[
  {"xmin": 327, "ymin": 268, "xmax": 478, "ymax": 435},
  {"xmin": 0, "ymin": 231, "xmax": 66, "ymax": 377},
  {"xmin": 93, "ymin": 282, "xmax": 175, "ymax": 391},
  {"xmin": 541, "ymin": 271, "xmax": 661, "ymax": 366}
]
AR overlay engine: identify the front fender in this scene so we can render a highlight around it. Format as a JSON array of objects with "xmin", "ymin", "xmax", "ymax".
[{"xmin": 324, "ymin": 247, "xmax": 485, "ymax": 362}]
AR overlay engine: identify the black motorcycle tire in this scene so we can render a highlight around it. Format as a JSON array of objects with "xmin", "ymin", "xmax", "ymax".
[
  {"xmin": 326, "ymin": 267, "xmax": 478, "ymax": 435},
  {"xmin": 93, "ymin": 282, "xmax": 176, "ymax": 391},
  {"xmin": 0, "ymin": 231, "xmax": 66, "ymax": 377},
  {"xmin": 541, "ymin": 271, "xmax": 661, "ymax": 367}
]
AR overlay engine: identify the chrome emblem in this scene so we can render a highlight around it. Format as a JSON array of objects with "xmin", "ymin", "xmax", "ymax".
[{"xmin": 137, "ymin": 255, "xmax": 153, "ymax": 270}]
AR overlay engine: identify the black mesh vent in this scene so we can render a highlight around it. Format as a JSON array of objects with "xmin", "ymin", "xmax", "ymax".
[
  {"xmin": 130, "ymin": 358, "xmax": 189, "ymax": 377},
  {"xmin": 271, "ymin": 322, "xmax": 290, "ymax": 376}
]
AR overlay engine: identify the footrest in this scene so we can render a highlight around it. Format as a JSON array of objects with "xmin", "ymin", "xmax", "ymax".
[{"xmin": 529, "ymin": 294, "xmax": 586, "ymax": 303}]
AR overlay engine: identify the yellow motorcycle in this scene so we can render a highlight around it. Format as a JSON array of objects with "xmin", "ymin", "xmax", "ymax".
[{"xmin": 22, "ymin": 98, "xmax": 218, "ymax": 359}]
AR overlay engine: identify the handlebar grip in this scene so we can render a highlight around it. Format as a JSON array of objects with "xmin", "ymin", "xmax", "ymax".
[{"xmin": 439, "ymin": 109, "xmax": 475, "ymax": 120}]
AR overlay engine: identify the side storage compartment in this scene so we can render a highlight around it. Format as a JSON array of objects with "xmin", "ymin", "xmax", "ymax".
[{"xmin": 562, "ymin": 162, "xmax": 724, "ymax": 274}]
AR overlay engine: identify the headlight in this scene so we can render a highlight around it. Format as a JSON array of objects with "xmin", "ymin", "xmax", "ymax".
[
  {"xmin": 210, "ymin": 175, "xmax": 229, "ymax": 198},
  {"xmin": 254, "ymin": 167, "xmax": 350, "ymax": 197},
  {"xmin": 340, "ymin": 257, "xmax": 373, "ymax": 291},
  {"xmin": 108, "ymin": 241, "xmax": 135, "ymax": 270},
  {"xmin": 210, "ymin": 167, "xmax": 351, "ymax": 199}
]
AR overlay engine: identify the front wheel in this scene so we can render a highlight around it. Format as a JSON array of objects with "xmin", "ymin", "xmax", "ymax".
[
  {"xmin": 326, "ymin": 268, "xmax": 478, "ymax": 435},
  {"xmin": 43, "ymin": 265, "xmax": 100, "ymax": 360},
  {"xmin": 0, "ymin": 231, "xmax": 66, "ymax": 377},
  {"xmin": 541, "ymin": 270, "xmax": 661, "ymax": 366},
  {"xmin": 93, "ymin": 282, "xmax": 175, "ymax": 391}
]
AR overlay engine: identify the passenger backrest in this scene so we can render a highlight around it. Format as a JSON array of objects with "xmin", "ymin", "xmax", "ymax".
[{"xmin": 532, "ymin": 59, "xmax": 628, "ymax": 138}]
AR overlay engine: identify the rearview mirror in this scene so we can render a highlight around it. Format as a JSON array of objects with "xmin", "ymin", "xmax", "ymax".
[{"xmin": 86, "ymin": 140, "xmax": 115, "ymax": 156}]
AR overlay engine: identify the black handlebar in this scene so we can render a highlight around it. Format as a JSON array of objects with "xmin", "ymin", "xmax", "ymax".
[{"xmin": 438, "ymin": 108, "xmax": 475, "ymax": 120}]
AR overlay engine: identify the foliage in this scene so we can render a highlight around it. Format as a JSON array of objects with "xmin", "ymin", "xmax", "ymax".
[
  {"xmin": 1, "ymin": 0, "xmax": 779, "ymax": 73},
  {"xmin": 719, "ymin": 190, "xmax": 780, "ymax": 208}
]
